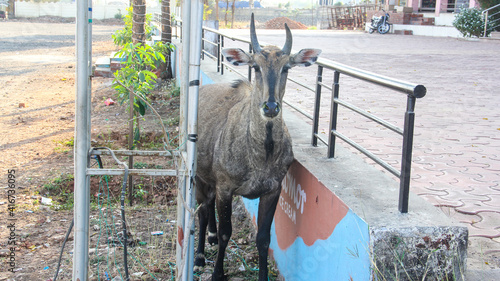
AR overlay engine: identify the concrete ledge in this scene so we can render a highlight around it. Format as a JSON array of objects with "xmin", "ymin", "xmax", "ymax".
[
  {"xmin": 392, "ymin": 24, "xmax": 461, "ymax": 37},
  {"xmin": 284, "ymin": 103, "xmax": 468, "ymax": 280},
  {"xmin": 371, "ymin": 226, "xmax": 467, "ymax": 280}
]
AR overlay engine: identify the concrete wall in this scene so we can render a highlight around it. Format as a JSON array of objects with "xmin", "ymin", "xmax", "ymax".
[
  {"xmin": 14, "ymin": 1, "xmax": 161, "ymax": 19},
  {"xmin": 207, "ymin": 8, "xmax": 317, "ymax": 27},
  {"xmin": 242, "ymin": 161, "xmax": 370, "ymax": 280}
]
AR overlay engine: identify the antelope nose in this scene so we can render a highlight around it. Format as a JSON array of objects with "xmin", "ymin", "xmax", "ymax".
[{"xmin": 263, "ymin": 101, "xmax": 280, "ymax": 118}]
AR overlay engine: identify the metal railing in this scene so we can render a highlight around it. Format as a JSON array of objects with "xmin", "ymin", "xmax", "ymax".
[
  {"xmin": 173, "ymin": 20, "xmax": 426, "ymax": 213},
  {"xmin": 483, "ymin": 3, "xmax": 500, "ymax": 37},
  {"xmin": 311, "ymin": 60, "xmax": 426, "ymax": 214}
]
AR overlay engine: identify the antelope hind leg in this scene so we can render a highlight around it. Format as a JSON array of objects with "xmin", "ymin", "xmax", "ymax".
[{"xmin": 256, "ymin": 186, "xmax": 282, "ymax": 281}]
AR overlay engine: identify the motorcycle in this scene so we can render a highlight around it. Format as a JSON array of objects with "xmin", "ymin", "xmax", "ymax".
[{"xmin": 369, "ymin": 9, "xmax": 391, "ymax": 34}]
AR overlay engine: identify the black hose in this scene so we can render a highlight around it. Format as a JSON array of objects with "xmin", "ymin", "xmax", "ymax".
[
  {"xmin": 53, "ymin": 150, "xmax": 130, "ymax": 281},
  {"xmin": 53, "ymin": 218, "xmax": 74, "ymax": 281},
  {"xmin": 120, "ymin": 164, "xmax": 130, "ymax": 280}
]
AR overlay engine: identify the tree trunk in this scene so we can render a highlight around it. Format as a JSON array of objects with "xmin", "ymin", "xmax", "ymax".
[
  {"xmin": 231, "ymin": 0, "xmax": 235, "ymax": 28},
  {"xmin": 8, "ymin": 0, "xmax": 15, "ymax": 19},
  {"xmin": 132, "ymin": 0, "xmax": 146, "ymax": 44},
  {"xmin": 161, "ymin": 0, "xmax": 173, "ymax": 79},
  {"xmin": 215, "ymin": 0, "xmax": 219, "ymax": 21},
  {"xmin": 225, "ymin": 0, "xmax": 229, "ymax": 26}
]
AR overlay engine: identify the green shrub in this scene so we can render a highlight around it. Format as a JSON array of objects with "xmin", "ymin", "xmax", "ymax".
[
  {"xmin": 112, "ymin": 6, "xmax": 154, "ymax": 47},
  {"xmin": 453, "ymin": 7, "xmax": 494, "ymax": 37}
]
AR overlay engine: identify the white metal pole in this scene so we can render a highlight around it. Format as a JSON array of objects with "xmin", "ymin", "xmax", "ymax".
[
  {"xmin": 182, "ymin": 1, "xmax": 204, "ymax": 280},
  {"xmin": 176, "ymin": 0, "xmax": 191, "ymax": 278},
  {"xmin": 73, "ymin": 0, "xmax": 91, "ymax": 279}
]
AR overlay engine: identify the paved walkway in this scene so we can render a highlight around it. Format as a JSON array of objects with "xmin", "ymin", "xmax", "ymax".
[{"xmin": 221, "ymin": 29, "xmax": 500, "ymax": 269}]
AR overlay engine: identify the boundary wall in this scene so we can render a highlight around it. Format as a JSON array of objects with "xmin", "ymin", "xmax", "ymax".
[{"xmin": 14, "ymin": 1, "xmax": 160, "ymax": 19}]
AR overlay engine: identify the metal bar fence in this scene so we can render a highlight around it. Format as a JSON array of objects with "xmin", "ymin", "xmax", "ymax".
[{"xmin": 172, "ymin": 20, "xmax": 426, "ymax": 213}]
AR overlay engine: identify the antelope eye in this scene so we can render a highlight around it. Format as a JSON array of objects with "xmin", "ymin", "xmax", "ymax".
[
  {"xmin": 253, "ymin": 65, "xmax": 261, "ymax": 72},
  {"xmin": 282, "ymin": 66, "xmax": 290, "ymax": 73}
]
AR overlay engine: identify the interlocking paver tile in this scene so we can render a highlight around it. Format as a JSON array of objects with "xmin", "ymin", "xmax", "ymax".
[
  {"xmin": 442, "ymin": 189, "xmax": 490, "ymax": 202},
  {"xmin": 456, "ymin": 199, "xmax": 496, "ymax": 215},
  {"xmin": 417, "ymin": 193, "xmax": 464, "ymax": 208},
  {"xmin": 482, "ymin": 195, "xmax": 500, "ymax": 211},
  {"xmin": 468, "ymin": 225, "xmax": 500, "ymax": 238},
  {"xmin": 439, "ymin": 206, "xmax": 482, "ymax": 225},
  {"xmin": 473, "ymin": 212, "xmax": 500, "ymax": 232}
]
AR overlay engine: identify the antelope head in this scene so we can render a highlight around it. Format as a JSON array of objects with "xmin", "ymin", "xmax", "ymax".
[{"xmin": 222, "ymin": 14, "xmax": 321, "ymax": 119}]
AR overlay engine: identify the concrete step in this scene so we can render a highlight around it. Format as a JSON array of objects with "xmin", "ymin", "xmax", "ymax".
[
  {"xmin": 465, "ymin": 268, "xmax": 500, "ymax": 281},
  {"xmin": 95, "ymin": 57, "xmax": 110, "ymax": 68},
  {"xmin": 491, "ymin": 31, "xmax": 500, "ymax": 39},
  {"xmin": 93, "ymin": 66, "xmax": 113, "ymax": 78}
]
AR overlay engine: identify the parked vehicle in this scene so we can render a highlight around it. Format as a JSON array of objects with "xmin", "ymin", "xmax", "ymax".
[{"xmin": 369, "ymin": 9, "xmax": 391, "ymax": 34}]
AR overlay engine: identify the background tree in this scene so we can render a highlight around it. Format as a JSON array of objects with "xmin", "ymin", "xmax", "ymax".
[
  {"xmin": 8, "ymin": 0, "xmax": 15, "ymax": 19},
  {"xmin": 231, "ymin": 0, "xmax": 235, "ymax": 28},
  {"xmin": 160, "ymin": 0, "xmax": 172, "ymax": 79},
  {"xmin": 132, "ymin": 0, "xmax": 146, "ymax": 44},
  {"xmin": 478, "ymin": 0, "xmax": 500, "ymax": 31}
]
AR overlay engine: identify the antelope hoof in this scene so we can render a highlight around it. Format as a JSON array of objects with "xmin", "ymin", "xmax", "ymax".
[
  {"xmin": 193, "ymin": 265, "xmax": 204, "ymax": 273},
  {"xmin": 194, "ymin": 253, "xmax": 206, "ymax": 269},
  {"xmin": 208, "ymin": 231, "xmax": 218, "ymax": 245},
  {"xmin": 210, "ymin": 273, "xmax": 227, "ymax": 281}
]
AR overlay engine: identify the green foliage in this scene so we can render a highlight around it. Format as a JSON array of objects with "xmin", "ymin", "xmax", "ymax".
[
  {"xmin": 42, "ymin": 174, "xmax": 75, "ymax": 210},
  {"xmin": 112, "ymin": 6, "xmax": 154, "ymax": 47},
  {"xmin": 203, "ymin": 4, "xmax": 212, "ymax": 20},
  {"xmin": 113, "ymin": 42, "xmax": 165, "ymax": 111},
  {"xmin": 153, "ymin": 41, "xmax": 175, "ymax": 67},
  {"xmin": 478, "ymin": 0, "xmax": 500, "ymax": 31},
  {"xmin": 53, "ymin": 137, "xmax": 74, "ymax": 153},
  {"xmin": 112, "ymin": 42, "xmax": 166, "ymax": 144},
  {"xmin": 478, "ymin": 0, "xmax": 500, "ymax": 10},
  {"xmin": 453, "ymin": 7, "xmax": 494, "ymax": 37},
  {"xmin": 134, "ymin": 184, "xmax": 148, "ymax": 201}
]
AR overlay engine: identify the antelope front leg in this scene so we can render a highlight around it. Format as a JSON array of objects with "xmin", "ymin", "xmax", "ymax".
[
  {"xmin": 212, "ymin": 191, "xmax": 233, "ymax": 281},
  {"xmin": 256, "ymin": 185, "xmax": 282, "ymax": 281}
]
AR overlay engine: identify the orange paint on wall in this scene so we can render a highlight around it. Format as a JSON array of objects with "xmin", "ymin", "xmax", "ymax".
[{"xmin": 274, "ymin": 160, "xmax": 349, "ymax": 250}]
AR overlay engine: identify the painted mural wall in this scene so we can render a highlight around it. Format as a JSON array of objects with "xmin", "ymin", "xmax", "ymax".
[{"xmin": 242, "ymin": 161, "xmax": 370, "ymax": 281}]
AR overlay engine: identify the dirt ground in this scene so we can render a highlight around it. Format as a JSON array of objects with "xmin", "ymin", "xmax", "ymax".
[{"xmin": 0, "ymin": 18, "xmax": 271, "ymax": 281}]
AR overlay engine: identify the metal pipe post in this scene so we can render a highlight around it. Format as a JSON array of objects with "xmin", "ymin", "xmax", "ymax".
[
  {"xmin": 312, "ymin": 65, "xmax": 323, "ymax": 146},
  {"xmin": 484, "ymin": 11, "xmax": 489, "ymax": 38},
  {"xmin": 328, "ymin": 71, "xmax": 340, "ymax": 158},
  {"xmin": 177, "ymin": 0, "xmax": 191, "ymax": 277},
  {"xmin": 221, "ymin": 36, "xmax": 224, "ymax": 75},
  {"xmin": 182, "ymin": 1, "xmax": 204, "ymax": 280},
  {"xmin": 73, "ymin": 0, "xmax": 91, "ymax": 279},
  {"xmin": 399, "ymin": 96, "xmax": 416, "ymax": 213},
  {"xmin": 217, "ymin": 34, "xmax": 221, "ymax": 73}
]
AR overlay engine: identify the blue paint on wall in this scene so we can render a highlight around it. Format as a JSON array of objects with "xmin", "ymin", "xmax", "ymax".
[
  {"xmin": 242, "ymin": 198, "xmax": 370, "ymax": 281},
  {"xmin": 270, "ymin": 209, "xmax": 370, "ymax": 281}
]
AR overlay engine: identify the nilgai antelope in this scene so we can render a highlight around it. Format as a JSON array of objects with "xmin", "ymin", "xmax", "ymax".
[{"xmin": 195, "ymin": 14, "xmax": 321, "ymax": 280}]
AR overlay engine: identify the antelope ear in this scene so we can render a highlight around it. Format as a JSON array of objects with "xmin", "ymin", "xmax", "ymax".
[
  {"xmin": 222, "ymin": 48, "xmax": 253, "ymax": 66},
  {"xmin": 290, "ymin": 49, "xmax": 322, "ymax": 67}
]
